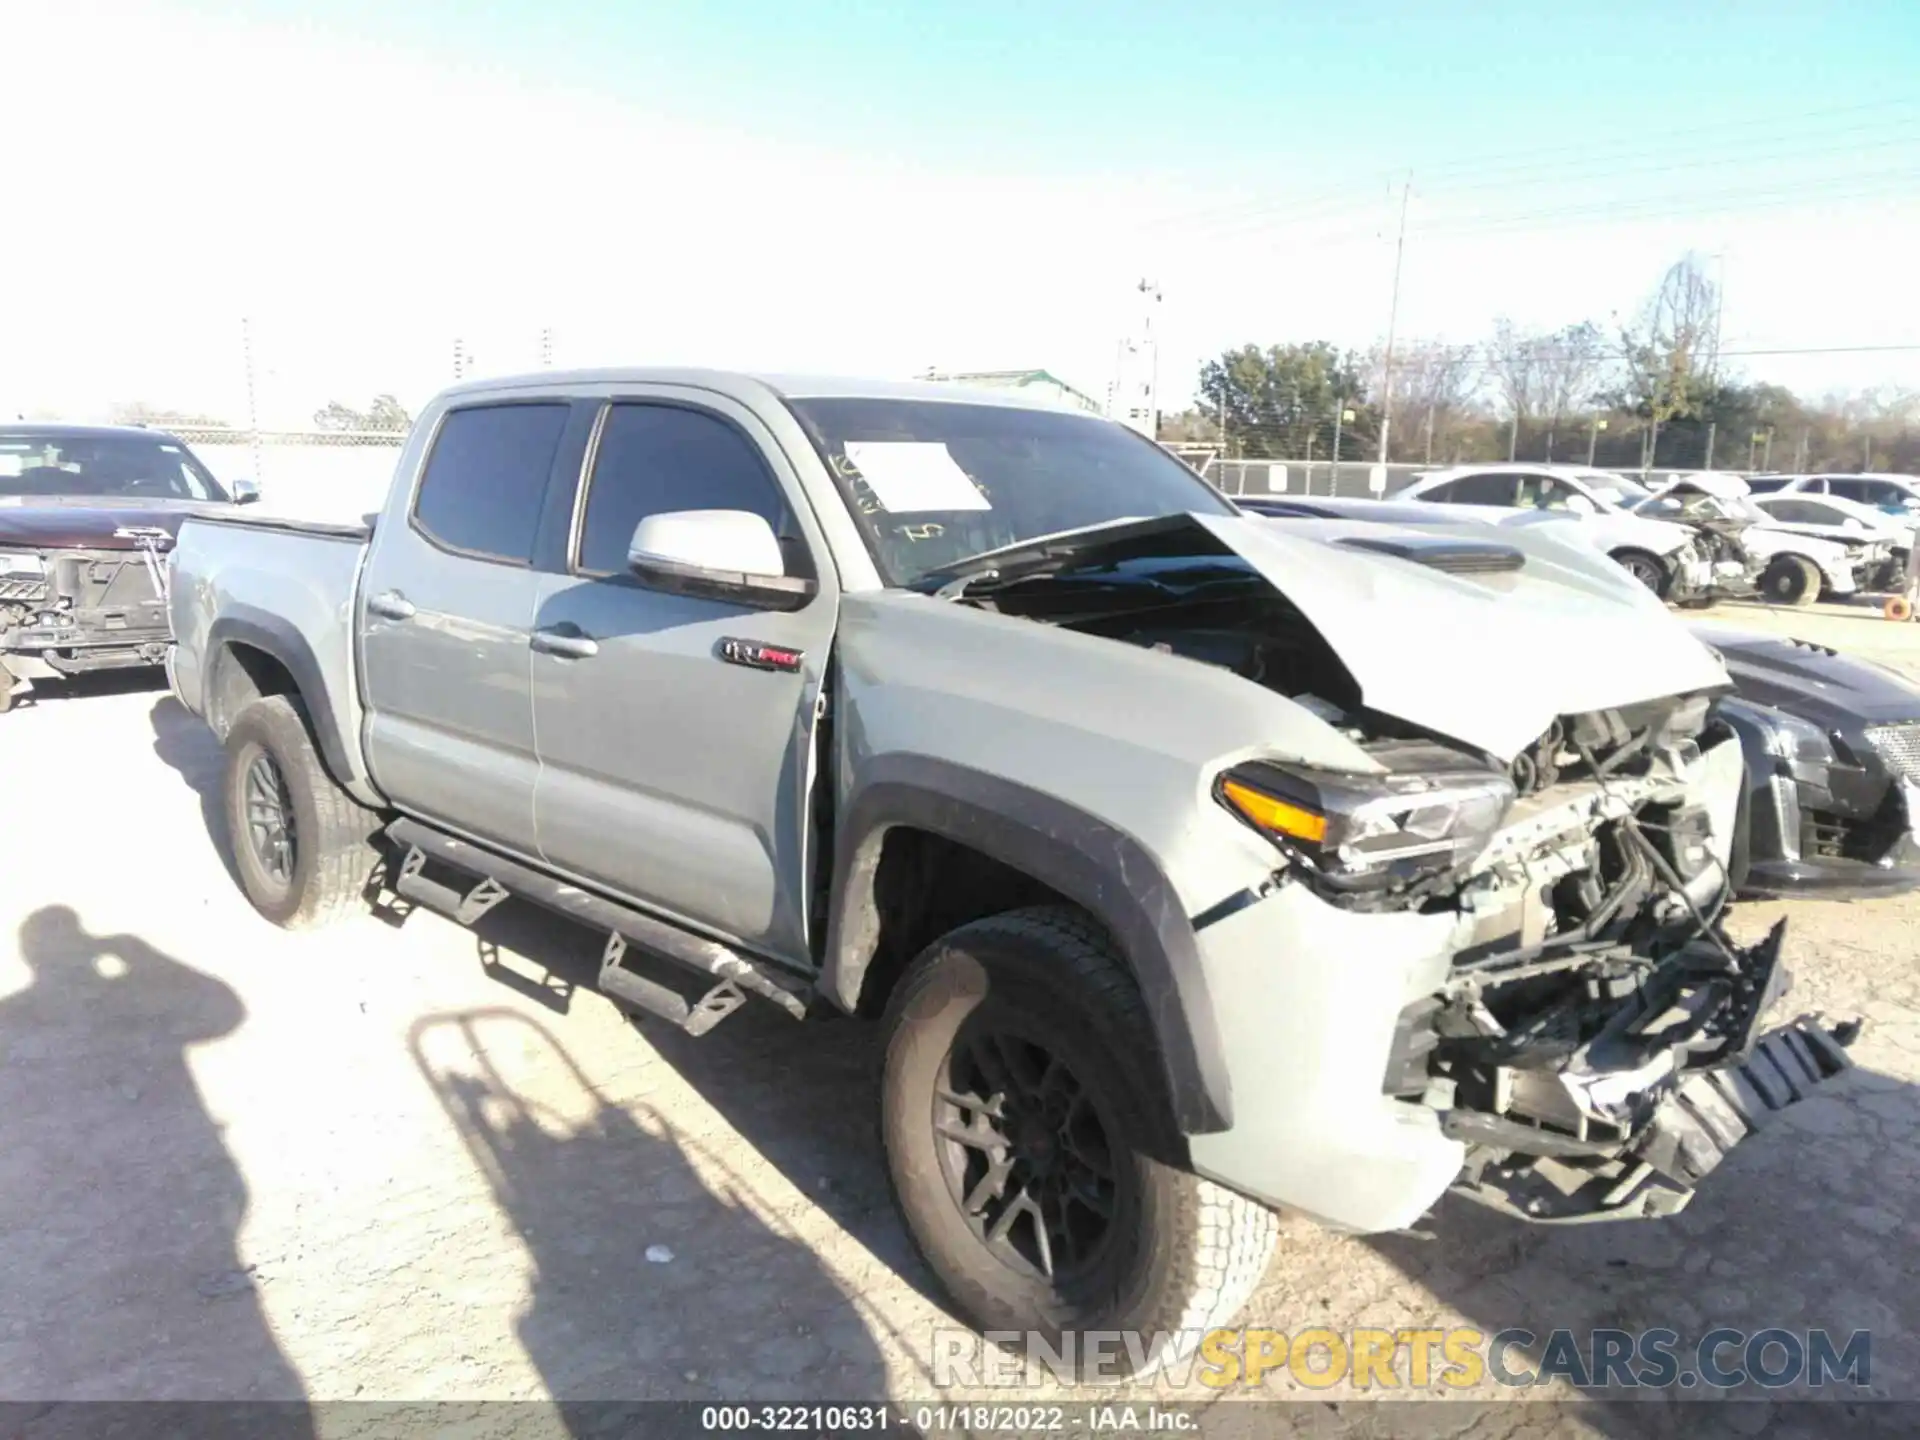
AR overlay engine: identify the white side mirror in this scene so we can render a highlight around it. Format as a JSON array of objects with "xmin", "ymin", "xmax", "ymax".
[
  {"xmin": 627, "ymin": 509, "xmax": 815, "ymax": 611},
  {"xmin": 230, "ymin": 478, "xmax": 261, "ymax": 505}
]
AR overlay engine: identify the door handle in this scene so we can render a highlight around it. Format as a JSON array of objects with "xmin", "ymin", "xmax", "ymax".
[
  {"xmin": 368, "ymin": 591, "xmax": 416, "ymax": 621},
  {"xmin": 530, "ymin": 626, "xmax": 599, "ymax": 659}
]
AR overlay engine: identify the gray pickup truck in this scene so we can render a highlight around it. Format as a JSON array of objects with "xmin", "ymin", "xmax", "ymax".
[{"xmin": 167, "ymin": 369, "xmax": 1853, "ymax": 1378}]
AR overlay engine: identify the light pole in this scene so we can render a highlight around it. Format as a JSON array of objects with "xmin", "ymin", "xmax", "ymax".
[{"xmin": 1587, "ymin": 416, "xmax": 1607, "ymax": 466}]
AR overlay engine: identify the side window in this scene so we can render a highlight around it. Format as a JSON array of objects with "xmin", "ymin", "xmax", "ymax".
[
  {"xmin": 1517, "ymin": 474, "xmax": 1575, "ymax": 510},
  {"xmin": 576, "ymin": 403, "xmax": 805, "ymax": 578},
  {"xmin": 1824, "ymin": 479, "xmax": 1866, "ymax": 503},
  {"xmin": 413, "ymin": 403, "xmax": 570, "ymax": 564},
  {"xmin": 1767, "ymin": 500, "xmax": 1825, "ymax": 525},
  {"xmin": 1866, "ymin": 481, "xmax": 1910, "ymax": 507},
  {"xmin": 1439, "ymin": 472, "xmax": 1521, "ymax": 506}
]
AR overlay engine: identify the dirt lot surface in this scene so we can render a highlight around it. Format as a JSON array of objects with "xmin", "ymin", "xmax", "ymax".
[{"xmin": 3, "ymin": 598, "xmax": 1917, "ymax": 1436}]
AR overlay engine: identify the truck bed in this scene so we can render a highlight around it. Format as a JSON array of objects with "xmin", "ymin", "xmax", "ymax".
[{"xmin": 167, "ymin": 511, "xmax": 375, "ymax": 799}]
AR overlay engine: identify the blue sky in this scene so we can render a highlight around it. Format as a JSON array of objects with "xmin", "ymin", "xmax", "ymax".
[
  {"xmin": 183, "ymin": 0, "xmax": 1920, "ymax": 182},
  {"xmin": 7, "ymin": 0, "xmax": 1920, "ymax": 419}
]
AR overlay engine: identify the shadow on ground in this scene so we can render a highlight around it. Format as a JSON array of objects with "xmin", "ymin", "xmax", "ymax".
[
  {"xmin": 0, "ymin": 906, "xmax": 312, "ymax": 1430},
  {"xmin": 406, "ymin": 1003, "xmax": 892, "ymax": 1415},
  {"xmin": 460, "ymin": 900, "xmax": 943, "ymax": 1317},
  {"xmin": 148, "ymin": 694, "xmax": 242, "ymax": 888}
]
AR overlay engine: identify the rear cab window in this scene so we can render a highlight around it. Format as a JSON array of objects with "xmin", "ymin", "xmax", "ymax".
[{"xmin": 411, "ymin": 403, "xmax": 572, "ymax": 564}]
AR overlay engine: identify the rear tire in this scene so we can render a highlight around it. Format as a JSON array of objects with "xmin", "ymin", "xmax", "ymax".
[
  {"xmin": 1758, "ymin": 554, "xmax": 1821, "ymax": 608},
  {"xmin": 223, "ymin": 695, "xmax": 381, "ymax": 929},
  {"xmin": 879, "ymin": 906, "xmax": 1277, "ymax": 1382}
]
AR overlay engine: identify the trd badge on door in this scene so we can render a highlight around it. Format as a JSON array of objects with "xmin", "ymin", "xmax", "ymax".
[{"xmin": 718, "ymin": 637, "xmax": 805, "ymax": 672}]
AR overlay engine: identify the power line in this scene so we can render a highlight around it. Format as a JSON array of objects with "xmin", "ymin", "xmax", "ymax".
[{"xmin": 1132, "ymin": 100, "xmax": 1920, "ymax": 236}]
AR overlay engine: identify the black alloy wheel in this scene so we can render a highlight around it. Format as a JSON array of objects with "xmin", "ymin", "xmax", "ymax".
[
  {"xmin": 242, "ymin": 750, "xmax": 298, "ymax": 886},
  {"xmin": 934, "ymin": 1021, "xmax": 1120, "ymax": 1284}
]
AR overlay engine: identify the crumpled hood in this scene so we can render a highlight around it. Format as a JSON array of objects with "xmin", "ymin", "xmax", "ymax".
[
  {"xmin": 0, "ymin": 495, "xmax": 220, "ymax": 550},
  {"xmin": 1190, "ymin": 514, "xmax": 1730, "ymax": 758},
  {"xmin": 940, "ymin": 512, "xmax": 1732, "ymax": 761}
]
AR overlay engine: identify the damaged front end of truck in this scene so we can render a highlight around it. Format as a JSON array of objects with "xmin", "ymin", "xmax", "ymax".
[
  {"xmin": 1360, "ymin": 698, "xmax": 1860, "ymax": 1223},
  {"xmin": 922, "ymin": 510, "xmax": 1861, "ymax": 1227}
]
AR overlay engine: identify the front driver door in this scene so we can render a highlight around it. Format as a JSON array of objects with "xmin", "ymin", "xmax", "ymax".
[{"xmin": 529, "ymin": 394, "xmax": 837, "ymax": 966}]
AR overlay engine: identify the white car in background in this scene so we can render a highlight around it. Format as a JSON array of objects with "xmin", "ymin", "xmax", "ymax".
[
  {"xmin": 1746, "ymin": 472, "xmax": 1920, "ymax": 519},
  {"xmin": 1749, "ymin": 491, "xmax": 1911, "ymax": 593},
  {"xmin": 1391, "ymin": 464, "xmax": 1716, "ymax": 599},
  {"xmin": 1626, "ymin": 472, "xmax": 1858, "ymax": 608}
]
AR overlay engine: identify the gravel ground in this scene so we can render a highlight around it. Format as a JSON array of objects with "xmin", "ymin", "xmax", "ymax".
[{"xmin": 2, "ymin": 602, "xmax": 1917, "ymax": 1436}]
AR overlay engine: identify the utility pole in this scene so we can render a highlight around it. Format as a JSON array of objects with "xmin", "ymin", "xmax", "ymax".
[
  {"xmin": 1376, "ymin": 173, "xmax": 1412, "ymax": 464},
  {"xmin": 539, "ymin": 327, "xmax": 553, "ymax": 367},
  {"xmin": 1139, "ymin": 279, "xmax": 1162, "ymax": 439},
  {"xmin": 453, "ymin": 337, "xmax": 466, "ymax": 380},
  {"xmin": 1423, "ymin": 407, "xmax": 1435, "ymax": 465},
  {"xmin": 1762, "ymin": 427, "xmax": 1774, "ymax": 469},
  {"xmin": 1508, "ymin": 413, "xmax": 1519, "ymax": 462},
  {"xmin": 1704, "ymin": 420, "xmax": 1717, "ymax": 470},
  {"xmin": 1795, "ymin": 427, "xmax": 1809, "ymax": 472},
  {"xmin": 1587, "ymin": 416, "xmax": 1607, "ymax": 466}
]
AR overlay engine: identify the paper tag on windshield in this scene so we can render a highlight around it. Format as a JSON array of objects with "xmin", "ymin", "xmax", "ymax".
[{"xmin": 844, "ymin": 442, "xmax": 990, "ymax": 513}]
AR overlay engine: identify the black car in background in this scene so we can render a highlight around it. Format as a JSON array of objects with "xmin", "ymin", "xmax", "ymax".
[
  {"xmin": 0, "ymin": 424, "xmax": 258, "ymax": 711},
  {"xmin": 1244, "ymin": 493, "xmax": 1920, "ymax": 900},
  {"xmin": 1704, "ymin": 628, "xmax": 1920, "ymax": 899}
]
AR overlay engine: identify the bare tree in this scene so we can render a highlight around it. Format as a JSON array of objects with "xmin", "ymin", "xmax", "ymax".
[
  {"xmin": 1377, "ymin": 340, "xmax": 1481, "ymax": 463},
  {"xmin": 1533, "ymin": 321, "xmax": 1611, "ymax": 462},
  {"xmin": 1483, "ymin": 318, "xmax": 1543, "ymax": 460},
  {"xmin": 1616, "ymin": 254, "xmax": 1721, "ymax": 467}
]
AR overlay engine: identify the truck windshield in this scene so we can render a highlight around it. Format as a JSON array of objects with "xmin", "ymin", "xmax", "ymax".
[
  {"xmin": 0, "ymin": 433, "xmax": 229, "ymax": 502},
  {"xmin": 784, "ymin": 397, "xmax": 1235, "ymax": 586}
]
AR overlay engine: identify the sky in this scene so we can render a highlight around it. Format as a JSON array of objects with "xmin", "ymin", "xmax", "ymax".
[{"xmin": 4, "ymin": 0, "xmax": 1918, "ymax": 426}]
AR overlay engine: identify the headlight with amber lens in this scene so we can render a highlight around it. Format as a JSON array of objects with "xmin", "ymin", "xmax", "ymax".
[{"xmin": 1219, "ymin": 754, "xmax": 1515, "ymax": 899}]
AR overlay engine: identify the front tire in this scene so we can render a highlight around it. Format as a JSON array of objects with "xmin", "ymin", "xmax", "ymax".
[
  {"xmin": 879, "ymin": 906, "xmax": 1276, "ymax": 1382},
  {"xmin": 1758, "ymin": 554, "xmax": 1821, "ymax": 608},
  {"xmin": 1610, "ymin": 548, "xmax": 1670, "ymax": 598},
  {"xmin": 223, "ymin": 695, "xmax": 381, "ymax": 929}
]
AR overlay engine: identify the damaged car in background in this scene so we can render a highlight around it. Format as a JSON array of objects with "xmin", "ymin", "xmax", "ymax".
[
  {"xmin": 1702, "ymin": 627, "xmax": 1920, "ymax": 900},
  {"xmin": 1248, "ymin": 492, "xmax": 1920, "ymax": 903},
  {"xmin": 0, "ymin": 424, "xmax": 257, "ymax": 712},
  {"xmin": 1627, "ymin": 472, "xmax": 1860, "ymax": 609},
  {"xmin": 1387, "ymin": 463, "xmax": 1724, "ymax": 601},
  {"xmin": 1748, "ymin": 491, "xmax": 1912, "ymax": 596}
]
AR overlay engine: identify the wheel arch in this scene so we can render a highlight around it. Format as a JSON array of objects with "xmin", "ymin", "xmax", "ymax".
[
  {"xmin": 204, "ymin": 608, "xmax": 378, "ymax": 805},
  {"xmin": 822, "ymin": 754, "xmax": 1234, "ymax": 1135}
]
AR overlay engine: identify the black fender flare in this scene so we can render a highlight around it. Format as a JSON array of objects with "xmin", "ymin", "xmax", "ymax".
[
  {"xmin": 204, "ymin": 608, "xmax": 374, "ymax": 802},
  {"xmin": 822, "ymin": 754, "xmax": 1233, "ymax": 1134}
]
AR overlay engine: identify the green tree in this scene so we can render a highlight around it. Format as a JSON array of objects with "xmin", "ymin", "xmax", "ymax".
[{"xmin": 1196, "ymin": 342, "xmax": 1371, "ymax": 459}]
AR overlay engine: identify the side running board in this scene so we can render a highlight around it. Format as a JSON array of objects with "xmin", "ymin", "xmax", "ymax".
[{"xmin": 384, "ymin": 816, "xmax": 812, "ymax": 1036}]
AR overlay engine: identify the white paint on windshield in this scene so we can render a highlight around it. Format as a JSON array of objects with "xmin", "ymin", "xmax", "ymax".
[{"xmin": 844, "ymin": 441, "xmax": 991, "ymax": 514}]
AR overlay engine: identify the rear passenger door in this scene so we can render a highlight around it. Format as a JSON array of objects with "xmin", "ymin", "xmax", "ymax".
[
  {"xmin": 528, "ymin": 393, "xmax": 837, "ymax": 966},
  {"xmin": 359, "ymin": 400, "xmax": 582, "ymax": 858}
]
